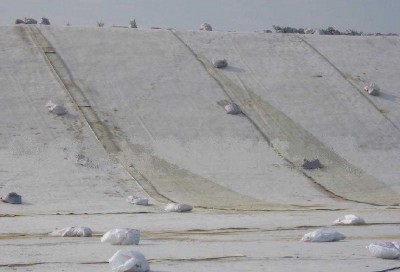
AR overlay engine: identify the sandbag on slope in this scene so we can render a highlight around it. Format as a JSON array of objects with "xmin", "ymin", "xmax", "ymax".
[
  {"xmin": 1, "ymin": 192, "xmax": 22, "ymax": 204},
  {"xmin": 176, "ymin": 33, "xmax": 400, "ymax": 206},
  {"xmin": 39, "ymin": 27, "xmax": 304, "ymax": 211}
]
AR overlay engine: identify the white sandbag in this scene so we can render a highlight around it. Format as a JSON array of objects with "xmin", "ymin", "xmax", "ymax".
[
  {"xmin": 212, "ymin": 58, "xmax": 228, "ymax": 68},
  {"xmin": 224, "ymin": 103, "xmax": 241, "ymax": 114},
  {"xmin": 367, "ymin": 242, "xmax": 400, "ymax": 259},
  {"xmin": 126, "ymin": 196, "xmax": 149, "ymax": 206},
  {"xmin": 199, "ymin": 23, "xmax": 212, "ymax": 31},
  {"xmin": 49, "ymin": 227, "xmax": 92, "ymax": 237},
  {"xmin": 333, "ymin": 214, "xmax": 365, "ymax": 225},
  {"xmin": 46, "ymin": 100, "xmax": 67, "ymax": 115},
  {"xmin": 164, "ymin": 203, "xmax": 193, "ymax": 212},
  {"xmin": 364, "ymin": 83, "xmax": 380, "ymax": 96},
  {"xmin": 46, "ymin": 100, "xmax": 55, "ymax": 109},
  {"xmin": 101, "ymin": 229, "xmax": 140, "ymax": 245},
  {"xmin": 1, "ymin": 192, "xmax": 22, "ymax": 204},
  {"xmin": 301, "ymin": 228, "xmax": 345, "ymax": 242},
  {"xmin": 109, "ymin": 249, "xmax": 150, "ymax": 272}
]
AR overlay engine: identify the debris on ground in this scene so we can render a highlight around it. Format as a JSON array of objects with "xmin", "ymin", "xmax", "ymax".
[
  {"xmin": 217, "ymin": 99, "xmax": 230, "ymax": 107},
  {"xmin": 164, "ymin": 203, "xmax": 193, "ymax": 212},
  {"xmin": 333, "ymin": 214, "xmax": 366, "ymax": 225},
  {"xmin": 109, "ymin": 249, "xmax": 150, "ymax": 272},
  {"xmin": 126, "ymin": 196, "xmax": 149, "ymax": 206},
  {"xmin": 302, "ymin": 159, "xmax": 323, "ymax": 169},
  {"xmin": 272, "ymin": 25, "xmax": 305, "ymax": 34},
  {"xmin": 305, "ymin": 28, "xmax": 315, "ymax": 34},
  {"xmin": 269, "ymin": 25, "xmax": 398, "ymax": 36},
  {"xmin": 367, "ymin": 242, "xmax": 400, "ymax": 259},
  {"xmin": 49, "ymin": 227, "xmax": 92, "ymax": 237},
  {"xmin": 364, "ymin": 83, "xmax": 380, "ymax": 96},
  {"xmin": 76, "ymin": 153, "xmax": 90, "ymax": 166},
  {"xmin": 314, "ymin": 29, "xmax": 325, "ymax": 35},
  {"xmin": 199, "ymin": 23, "xmax": 212, "ymax": 31},
  {"xmin": 224, "ymin": 102, "xmax": 241, "ymax": 115},
  {"xmin": 101, "ymin": 228, "xmax": 140, "ymax": 245},
  {"xmin": 41, "ymin": 17, "xmax": 50, "ymax": 25},
  {"xmin": 322, "ymin": 26, "xmax": 342, "ymax": 35},
  {"xmin": 75, "ymin": 153, "xmax": 98, "ymax": 168},
  {"xmin": 301, "ymin": 228, "xmax": 345, "ymax": 242},
  {"xmin": 212, "ymin": 58, "xmax": 228, "ymax": 68},
  {"xmin": 1, "ymin": 192, "xmax": 22, "ymax": 204},
  {"xmin": 46, "ymin": 100, "xmax": 67, "ymax": 115}
]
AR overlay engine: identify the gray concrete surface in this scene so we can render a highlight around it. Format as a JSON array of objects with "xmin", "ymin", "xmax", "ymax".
[{"xmin": 1, "ymin": 25, "xmax": 399, "ymax": 271}]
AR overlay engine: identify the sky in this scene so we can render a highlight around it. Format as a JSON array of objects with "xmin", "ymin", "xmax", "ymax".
[{"xmin": 0, "ymin": 0, "xmax": 399, "ymax": 34}]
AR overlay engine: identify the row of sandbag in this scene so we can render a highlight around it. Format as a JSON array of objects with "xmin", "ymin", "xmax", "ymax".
[
  {"xmin": 301, "ymin": 214, "xmax": 400, "ymax": 260},
  {"xmin": 49, "ymin": 227, "xmax": 148, "ymax": 271},
  {"xmin": 45, "ymin": 197, "xmax": 193, "ymax": 272}
]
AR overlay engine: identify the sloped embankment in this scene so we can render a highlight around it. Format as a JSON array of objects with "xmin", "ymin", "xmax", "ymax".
[{"xmin": 3, "ymin": 25, "xmax": 399, "ymax": 211}]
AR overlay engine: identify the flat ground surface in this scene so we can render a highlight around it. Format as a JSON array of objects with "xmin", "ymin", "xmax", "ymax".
[{"xmin": 0, "ymin": 25, "xmax": 399, "ymax": 271}]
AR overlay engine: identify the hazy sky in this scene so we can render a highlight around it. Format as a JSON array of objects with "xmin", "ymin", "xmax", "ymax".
[{"xmin": 1, "ymin": 0, "xmax": 399, "ymax": 33}]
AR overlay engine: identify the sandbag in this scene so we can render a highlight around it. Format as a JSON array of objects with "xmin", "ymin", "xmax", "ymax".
[
  {"xmin": 224, "ymin": 103, "xmax": 241, "ymax": 115},
  {"xmin": 302, "ymin": 159, "xmax": 322, "ymax": 169},
  {"xmin": 367, "ymin": 242, "xmax": 400, "ymax": 259},
  {"xmin": 212, "ymin": 58, "xmax": 228, "ymax": 68},
  {"xmin": 46, "ymin": 100, "xmax": 67, "ymax": 115},
  {"xmin": 1, "ymin": 192, "xmax": 22, "ymax": 204},
  {"xmin": 41, "ymin": 17, "xmax": 50, "ymax": 25},
  {"xmin": 333, "ymin": 214, "xmax": 365, "ymax": 225},
  {"xmin": 199, "ymin": 23, "xmax": 212, "ymax": 31},
  {"xmin": 101, "ymin": 229, "xmax": 140, "ymax": 245},
  {"xmin": 126, "ymin": 196, "xmax": 149, "ymax": 206},
  {"xmin": 25, "ymin": 18, "xmax": 37, "ymax": 24},
  {"xmin": 364, "ymin": 83, "xmax": 380, "ymax": 96},
  {"xmin": 49, "ymin": 227, "xmax": 92, "ymax": 237},
  {"xmin": 301, "ymin": 228, "xmax": 345, "ymax": 242},
  {"xmin": 129, "ymin": 19, "xmax": 137, "ymax": 28},
  {"xmin": 164, "ymin": 203, "xmax": 193, "ymax": 212},
  {"xmin": 109, "ymin": 249, "xmax": 150, "ymax": 272}
]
